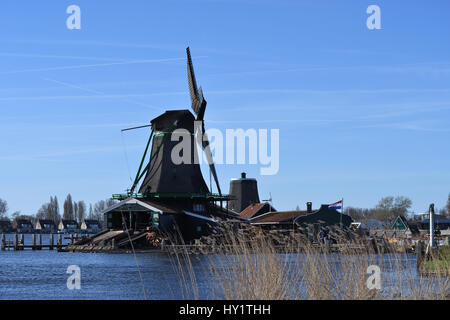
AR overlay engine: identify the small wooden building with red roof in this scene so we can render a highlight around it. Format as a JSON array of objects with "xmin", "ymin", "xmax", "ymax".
[{"xmin": 240, "ymin": 202, "xmax": 276, "ymax": 220}]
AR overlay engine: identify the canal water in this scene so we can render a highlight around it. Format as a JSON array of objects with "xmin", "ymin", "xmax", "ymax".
[
  {"xmin": 0, "ymin": 234, "xmax": 443, "ymax": 300},
  {"xmin": 0, "ymin": 234, "xmax": 213, "ymax": 300}
]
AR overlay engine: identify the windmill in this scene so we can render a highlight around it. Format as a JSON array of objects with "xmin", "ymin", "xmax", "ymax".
[
  {"xmin": 104, "ymin": 48, "xmax": 237, "ymax": 242},
  {"xmin": 117, "ymin": 48, "xmax": 228, "ymax": 207}
]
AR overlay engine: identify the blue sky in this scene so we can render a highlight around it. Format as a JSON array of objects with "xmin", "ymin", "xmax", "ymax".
[{"xmin": 0, "ymin": 0, "xmax": 449, "ymax": 216}]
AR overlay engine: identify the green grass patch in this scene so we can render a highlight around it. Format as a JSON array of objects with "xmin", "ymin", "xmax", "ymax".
[
  {"xmin": 438, "ymin": 245, "xmax": 450, "ymax": 261},
  {"xmin": 420, "ymin": 245, "xmax": 450, "ymax": 275}
]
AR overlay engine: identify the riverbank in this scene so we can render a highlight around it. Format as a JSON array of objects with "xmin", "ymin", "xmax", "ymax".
[{"xmin": 419, "ymin": 245, "xmax": 450, "ymax": 277}]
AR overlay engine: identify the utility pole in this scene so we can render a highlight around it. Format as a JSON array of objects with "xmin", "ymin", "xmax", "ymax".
[{"xmin": 429, "ymin": 203, "xmax": 435, "ymax": 249}]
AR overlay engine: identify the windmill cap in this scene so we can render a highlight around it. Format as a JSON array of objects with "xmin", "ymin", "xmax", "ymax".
[{"xmin": 230, "ymin": 172, "xmax": 257, "ymax": 183}]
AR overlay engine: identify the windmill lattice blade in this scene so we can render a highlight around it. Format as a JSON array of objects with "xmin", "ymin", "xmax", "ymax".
[
  {"xmin": 186, "ymin": 47, "xmax": 206, "ymax": 117},
  {"xmin": 202, "ymin": 131, "xmax": 222, "ymax": 196}
]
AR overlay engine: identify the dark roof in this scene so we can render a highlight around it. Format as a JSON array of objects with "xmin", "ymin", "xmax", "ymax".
[
  {"xmin": 421, "ymin": 218, "xmax": 450, "ymax": 224},
  {"xmin": 0, "ymin": 220, "xmax": 12, "ymax": 225},
  {"xmin": 17, "ymin": 219, "xmax": 32, "ymax": 225},
  {"xmin": 140, "ymin": 200, "xmax": 182, "ymax": 214},
  {"xmin": 60, "ymin": 220, "xmax": 79, "ymax": 227},
  {"xmin": 417, "ymin": 213, "xmax": 447, "ymax": 219},
  {"xmin": 83, "ymin": 220, "xmax": 101, "ymax": 224},
  {"xmin": 251, "ymin": 210, "xmax": 308, "ymax": 224},
  {"xmin": 209, "ymin": 203, "xmax": 245, "ymax": 221},
  {"xmin": 38, "ymin": 219, "xmax": 55, "ymax": 225}
]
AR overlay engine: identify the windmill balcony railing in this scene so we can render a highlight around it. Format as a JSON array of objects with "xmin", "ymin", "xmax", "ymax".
[{"xmin": 112, "ymin": 192, "xmax": 235, "ymax": 201}]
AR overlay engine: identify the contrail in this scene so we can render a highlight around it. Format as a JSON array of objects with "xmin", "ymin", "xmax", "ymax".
[
  {"xmin": 42, "ymin": 77, "xmax": 164, "ymax": 111},
  {"xmin": 0, "ymin": 52, "xmax": 129, "ymax": 62},
  {"xmin": 0, "ymin": 56, "xmax": 206, "ymax": 74}
]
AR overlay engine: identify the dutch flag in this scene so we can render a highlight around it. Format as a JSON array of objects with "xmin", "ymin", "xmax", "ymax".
[{"xmin": 328, "ymin": 200, "xmax": 343, "ymax": 210}]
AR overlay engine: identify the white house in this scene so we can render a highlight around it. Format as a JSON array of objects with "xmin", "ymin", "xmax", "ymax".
[
  {"xmin": 80, "ymin": 220, "xmax": 102, "ymax": 234},
  {"xmin": 58, "ymin": 220, "xmax": 79, "ymax": 233},
  {"xmin": 35, "ymin": 220, "xmax": 57, "ymax": 233}
]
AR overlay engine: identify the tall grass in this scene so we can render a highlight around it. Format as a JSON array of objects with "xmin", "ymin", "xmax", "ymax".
[{"xmin": 168, "ymin": 224, "xmax": 450, "ymax": 300}]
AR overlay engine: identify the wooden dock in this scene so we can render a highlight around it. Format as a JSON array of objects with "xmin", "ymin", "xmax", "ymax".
[{"xmin": 1, "ymin": 233, "xmax": 83, "ymax": 251}]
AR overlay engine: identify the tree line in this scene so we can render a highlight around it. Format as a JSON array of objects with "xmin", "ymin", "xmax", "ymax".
[
  {"xmin": 343, "ymin": 194, "xmax": 450, "ymax": 225},
  {"xmin": 0, "ymin": 195, "xmax": 116, "ymax": 225},
  {"xmin": 292, "ymin": 194, "xmax": 450, "ymax": 226}
]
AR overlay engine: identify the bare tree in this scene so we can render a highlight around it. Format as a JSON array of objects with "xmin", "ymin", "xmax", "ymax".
[
  {"xmin": 63, "ymin": 194, "xmax": 74, "ymax": 220},
  {"xmin": 93, "ymin": 200, "xmax": 106, "ymax": 220},
  {"xmin": 0, "ymin": 198, "xmax": 8, "ymax": 220},
  {"xmin": 447, "ymin": 194, "xmax": 450, "ymax": 216},
  {"xmin": 36, "ymin": 204, "xmax": 49, "ymax": 220},
  {"xmin": 344, "ymin": 207, "xmax": 372, "ymax": 224},
  {"xmin": 373, "ymin": 196, "xmax": 412, "ymax": 222},
  {"xmin": 392, "ymin": 196, "xmax": 412, "ymax": 216},
  {"xmin": 43, "ymin": 196, "xmax": 61, "ymax": 224},
  {"xmin": 77, "ymin": 201, "xmax": 86, "ymax": 224},
  {"xmin": 439, "ymin": 194, "xmax": 450, "ymax": 218},
  {"xmin": 73, "ymin": 202, "xmax": 78, "ymax": 222},
  {"xmin": 88, "ymin": 199, "xmax": 117, "ymax": 222},
  {"xmin": 88, "ymin": 204, "xmax": 94, "ymax": 219}
]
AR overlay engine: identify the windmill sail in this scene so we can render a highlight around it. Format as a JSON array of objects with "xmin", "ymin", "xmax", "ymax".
[
  {"xmin": 201, "ymin": 131, "xmax": 222, "ymax": 195},
  {"xmin": 186, "ymin": 47, "xmax": 222, "ymax": 196},
  {"xmin": 187, "ymin": 47, "xmax": 205, "ymax": 118}
]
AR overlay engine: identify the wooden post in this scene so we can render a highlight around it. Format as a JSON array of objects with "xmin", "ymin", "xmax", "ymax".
[
  {"xmin": 58, "ymin": 234, "xmax": 62, "ymax": 249},
  {"xmin": 14, "ymin": 233, "xmax": 18, "ymax": 251},
  {"xmin": 19, "ymin": 234, "xmax": 24, "ymax": 250},
  {"xmin": 1, "ymin": 233, "xmax": 5, "ymax": 251},
  {"xmin": 324, "ymin": 238, "xmax": 330, "ymax": 254},
  {"xmin": 49, "ymin": 234, "xmax": 54, "ymax": 250},
  {"xmin": 417, "ymin": 240, "xmax": 424, "ymax": 268},
  {"xmin": 371, "ymin": 238, "xmax": 379, "ymax": 254},
  {"xmin": 32, "ymin": 234, "xmax": 36, "ymax": 250},
  {"xmin": 111, "ymin": 238, "xmax": 116, "ymax": 249}
]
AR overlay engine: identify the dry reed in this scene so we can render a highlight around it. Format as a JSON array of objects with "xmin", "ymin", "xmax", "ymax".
[{"xmin": 168, "ymin": 223, "xmax": 450, "ymax": 300}]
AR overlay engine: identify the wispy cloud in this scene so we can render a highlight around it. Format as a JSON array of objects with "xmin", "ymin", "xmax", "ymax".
[
  {"xmin": 8, "ymin": 39, "xmax": 174, "ymax": 50},
  {"xmin": 208, "ymin": 119, "xmax": 348, "ymax": 124},
  {"xmin": 42, "ymin": 77, "xmax": 162, "ymax": 111},
  {"xmin": 358, "ymin": 122, "xmax": 450, "ymax": 132},
  {"xmin": 7, "ymin": 39, "xmax": 253, "ymax": 57},
  {"xmin": 0, "ymin": 56, "xmax": 206, "ymax": 74},
  {"xmin": 0, "ymin": 52, "xmax": 128, "ymax": 62},
  {"xmin": 206, "ymin": 62, "xmax": 450, "ymax": 78},
  {"xmin": 1, "ymin": 88, "xmax": 449, "ymax": 102},
  {"xmin": 0, "ymin": 145, "xmax": 142, "ymax": 161},
  {"xmin": 207, "ymin": 88, "xmax": 450, "ymax": 95},
  {"xmin": 0, "ymin": 92, "xmax": 185, "ymax": 101}
]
